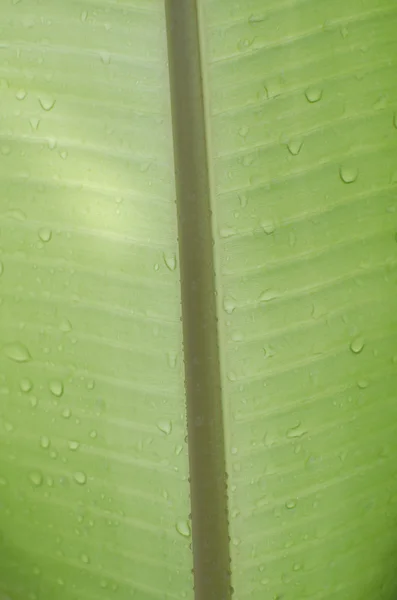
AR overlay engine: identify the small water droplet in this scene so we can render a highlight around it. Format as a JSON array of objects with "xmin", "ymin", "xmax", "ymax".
[
  {"xmin": 163, "ymin": 252, "xmax": 177, "ymax": 271},
  {"xmin": 157, "ymin": 419, "xmax": 172, "ymax": 435},
  {"xmin": 80, "ymin": 553, "xmax": 90, "ymax": 564},
  {"xmin": 340, "ymin": 26, "xmax": 349, "ymax": 38},
  {"xmin": 29, "ymin": 471, "xmax": 43, "ymax": 487},
  {"xmin": 30, "ymin": 396, "xmax": 38, "ymax": 408},
  {"xmin": 16, "ymin": 89, "xmax": 27, "ymax": 100},
  {"xmin": 29, "ymin": 117, "xmax": 40, "ymax": 131},
  {"xmin": 238, "ymin": 126, "xmax": 249, "ymax": 137},
  {"xmin": 357, "ymin": 379, "xmax": 369, "ymax": 389},
  {"xmin": 167, "ymin": 351, "xmax": 177, "ymax": 368},
  {"xmin": 239, "ymin": 193, "xmax": 247, "ymax": 208},
  {"xmin": 176, "ymin": 518, "xmax": 191, "ymax": 537},
  {"xmin": 287, "ymin": 138, "xmax": 303, "ymax": 156},
  {"xmin": 68, "ymin": 440, "xmax": 80, "ymax": 451},
  {"xmin": 286, "ymin": 422, "xmax": 307, "ymax": 439},
  {"xmin": 81, "ymin": 10, "xmax": 88, "ymax": 22},
  {"xmin": 90, "ymin": 429, "xmax": 97, "ymax": 439},
  {"xmin": 223, "ymin": 296, "xmax": 236, "ymax": 314},
  {"xmin": 49, "ymin": 379, "xmax": 63, "ymax": 397},
  {"xmin": 248, "ymin": 14, "xmax": 265, "ymax": 24},
  {"xmin": 305, "ymin": 86, "xmax": 322, "ymax": 103},
  {"xmin": 259, "ymin": 289, "xmax": 279, "ymax": 302},
  {"xmin": 40, "ymin": 436, "xmax": 50, "ymax": 449},
  {"xmin": 59, "ymin": 318, "xmax": 72, "ymax": 333},
  {"xmin": 38, "ymin": 227, "xmax": 52, "ymax": 243},
  {"xmin": 73, "ymin": 471, "xmax": 87, "ymax": 485},
  {"xmin": 99, "ymin": 51, "xmax": 111, "ymax": 65},
  {"xmin": 3, "ymin": 342, "xmax": 31, "ymax": 362},
  {"xmin": 20, "ymin": 378, "xmax": 33, "ymax": 392},
  {"xmin": 61, "ymin": 407, "xmax": 71, "ymax": 419},
  {"xmin": 38, "ymin": 95, "xmax": 56, "ymax": 111},
  {"xmin": 285, "ymin": 499, "xmax": 297, "ymax": 510},
  {"xmin": 47, "ymin": 137, "xmax": 57, "ymax": 150},
  {"xmin": 261, "ymin": 220, "xmax": 275, "ymax": 234},
  {"xmin": 350, "ymin": 336, "xmax": 364, "ymax": 354},
  {"xmin": 60, "ymin": 150, "xmax": 68, "ymax": 160},
  {"xmin": 340, "ymin": 165, "xmax": 358, "ymax": 184}
]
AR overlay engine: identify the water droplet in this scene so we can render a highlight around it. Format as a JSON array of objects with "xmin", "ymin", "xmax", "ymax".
[
  {"xmin": 49, "ymin": 380, "xmax": 63, "ymax": 397},
  {"xmin": 350, "ymin": 336, "xmax": 364, "ymax": 354},
  {"xmin": 223, "ymin": 296, "xmax": 236, "ymax": 314},
  {"xmin": 340, "ymin": 26, "xmax": 349, "ymax": 38},
  {"xmin": 38, "ymin": 95, "xmax": 56, "ymax": 111},
  {"xmin": 40, "ymin": 436, "xmax": 50, "ymax": 449},
  {"xmin": 29, "ymin": 471, "xmax": 43, "ymax": 487},
  {"xmin": 73, "ymin": 471, "xmax": 87, "ymax": 485},
  {"xmin": 357, "ymin": 379, "xmax": 369, "ymax": 389},
  {"xmin": 157, "ymin": 419, "xmax": 172, "ymax": 435},
  {"xmin": 81, "ymin": 10, "xmax": 88, "ymax": 22},
  {"xmin": 99, "ymin": 51, "xmax": 111, "ymax": 65},
  {"xmin": 30, "ymin": 396, "xmax": 38, "ymax": 408},
  {"xmin": 80, "ymin": 553, "xmax": 90, "ymax": 564},
  {"xmin": 47, "ymin": 137, "xmax": 57, "ymax": 150},
  {"xmin": 86, "ymin": 379, "xmax": 95, "ymax": 391},
  {"xmin": 287, "ymin": 139, "xmax": 303, "ymax": 156},
  {"xmin": 261, "ymin": 220, "xmax": 275, "ymax": 234},
  {"xmin": 248, "ymin": 14, "xmax": 265, "ymax": 24},
  {"xmin": 285, "ymin": 499, "xmax": 297, "ymax": 510},
  {"xmin": 167, "ymin": 351, "xmax": 177, "ymax": 369},
  {"xmin": 286, "ymin": 422, "xmax": 307, "ymax": 439},
  {"xmin": 90, "ymin": 429, "xmax": 97, "ymax": 439},
  {"xmin": 339, "ymin": 165, "xmax": 358, "ymax": 184},
  {"xmin": 238, "ymin": 126, "xmax": 249, "ymax": 137},
  {"xmin": 259, "ymin": 289, "xmax": 279, "ymax": 302},
  {"xmin": 3, "ymin": 342, "xmax": 31, "ymax": 362},
  {"xmin": 305, "ymin": 86, "xmax": 322, "ymax": 103},
  {"xmin": 29, "ymin": 117, "xmax": 40, "ymax": 131},
  {"xmin": 239, "ymin": 193, "xmax": 247, "ymax": 208},
  {"xmin": 20, "ymin": 378, "xmax": 33, "ymax": 392},
  {"xmin": 175, "ymin": 518, "xmax": 191, "ymax": 537},
  {"xmin": 59, "ymin": 318, "xmax": 72, "ymax": 333},
  {"xmin": 68, "ymin": 440, "xmax": 80, "ymax": 451},
  {"xmin": 61, "ymin": 407, "xmax": 71, "ymax": 419},
  {"xmin": 163, "ymin": 252, "xmax": 177, "ymax": 271},
  {"xmin": 38, "ymin": 227, "xmax": 52, "ymax": 243},
  {"xmin": 16, "ymin": 89, "xmax": 27, "ymax": 100},
  {"xmin": 60, "ymin": 150, "xmax": 68, "ymax": 160}
]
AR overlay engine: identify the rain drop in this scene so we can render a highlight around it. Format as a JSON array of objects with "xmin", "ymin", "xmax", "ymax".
[
  {"xmin": 80, "ymin": 553, "xmax": 90, "ymax": 564},
  {"xmin": 285, "ymin": 499, "xmax": 297, "ymax": 510},
  {"xmin": 238, "ymin": 126, "xmax": 249, "ymax": 137},
  {"xmin": 167, "ymin": 351, "xmax": 177, "ymax": 369},
  {"xmin": 61, "ymin": 407, "xmax": 71, "ymax": 419},
  {"xmin": 339, "ymin": 165, "xmax": 358, "ymax": 184},
  {"xmin": 81, "ymin": 10, "xmax": 88, "ymax": 22},
  {"xmin": 40, "ymin": 436, "xmax": 50, "ymax": 449},
  {"xmin": 90, "ymin": 430, "xmax": 97, "ymax": 439},
  {"xmin": 157, "ymin": 419, "xmax": 172, "ymax": 435},
  {"xmin": 29, "ymin": 471, "xmax": 43, "ymax": 487},
  {"xmin": 29, "ymin": 118, "xmax": 40, "ymax": 131},
  {"xmin": 287, "ymin": 139, "xmax": 303, "ymax": 156},
  {"xmin": 223, "ymin": 296, "xmax": 236, "ymax": 314},
  {"xmin": 3, "ymin": 342, "xmax": 31, "ymax": 362},
  {"xmin": 350, "ymin": 336, "xmax": 365, "ymax": 354},
  {"xmin": 73, "ymin": 471, "xmax": 87, "ymax": 485},
  {"xmin": 59, "ymin": 318, "xmax": 72, "ymax": 333},
  {"xmin": 20, "ymin": 378, "xmax": 33, "ymax": 393},
  {"xmin": 357, "ymin": 379, "xmax": 369, "ymax": 389},
  {"xmin": 305, "ymin": 86, "xmax": 322, "ymax": 103},
  {"xmin": 261, "ymin": 220, "xmax": 275, "ymax": 234},
  {"xmin": 38, "ymin": 95, "xmax": 56, "ymax": 111},
  {"xmin": 38, "ymin": 227, "xmax": 52, "ymax": 243},
  {"xmin": 49, "ymin": 379, "xmax": 64, "ymax": 397},
  {"xmin": 16, "ymin": 89, "xmax": 27, "ymax": 100},
  {"xmin": 286, "ymin": 422, "xmax": 307, "ymax": 439},
  {"xmin": 68, "ymin": 440, "xmax": 80, "ymax": 451},
  {"xmin": 163, "ymin": 252, "xmax": 177, "ymax": 271},
  {"xmin": 99, "ymin": 51, "xmax": 111, "ymax": 65},
  {"xmin": 176, "ymin": 518, "xmax": 191, "ymax": 538}
]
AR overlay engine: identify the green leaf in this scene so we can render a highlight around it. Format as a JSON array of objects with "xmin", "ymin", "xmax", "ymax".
[{"xmin": 1, "ymin": 1, "xmax": 397, "ymax": 599}]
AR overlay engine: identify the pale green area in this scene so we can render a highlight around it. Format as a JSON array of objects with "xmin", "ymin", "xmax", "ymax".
[
  {"xmin": 0, "ymin": 2, "xmax": 192, "ymax": 600},
  {"xmin": 198, "ymin": 0, "xmax": 397, "ymax": 598}
]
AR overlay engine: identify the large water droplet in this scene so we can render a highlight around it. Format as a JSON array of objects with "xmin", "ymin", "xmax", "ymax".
[
  {"xmin": 305, "ymin": 86, "xmax": 322, "ymax": 103},
  {"xmin": 175, "ymin": 518, "xmax": 191, "ymax": 538},
  {"xmin": 3, "ymin": 342, "xmax": 31, "ymax": 362},
  {"xmin": 339, "ymin": 165, "xmax": 358, "ymax": 184},
  {"xmin": 163, "ymin": 252, "xmax": 177, "ymax": 271},
  {"xmin": 350, "ymin": 336, "xmax": 364, "ymax": 354},
  {"xmin": 38, "ymin": 227, "xmax": 52, "ymax": 243},
  {"xmin": 73, "ymin": 471, "xmax": 87, "ymax": 485},
  {"xmin": 29, "ymin": 471, "xmax": 43, "ymax": 487},
  {"xmin": 49, "ymin": 379, "xmax": 63, "ymax": 397},
  {"xmin": 38, "ymin": 95, "xmax": 56, "ymax": 111},
  {"xmin": 157, "ymin": 419, "xmax": 172, "ymax": 435}
]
